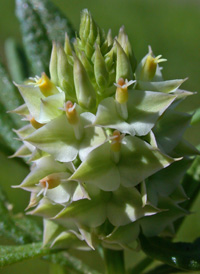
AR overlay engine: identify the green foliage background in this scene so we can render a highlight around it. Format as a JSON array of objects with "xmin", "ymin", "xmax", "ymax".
[{"xmin": 0, "ymin": 0, "xmax": 200, "ymax": 273}]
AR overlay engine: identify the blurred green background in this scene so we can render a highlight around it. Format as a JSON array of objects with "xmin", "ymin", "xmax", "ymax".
[{"xmin": 0, "ymin": 0, "xmax": 200, "ymax": 273}]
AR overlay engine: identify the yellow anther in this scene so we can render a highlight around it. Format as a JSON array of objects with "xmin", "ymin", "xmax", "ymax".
[
  {"xmin": 111, "ymin": 130, "xmax": 122, "ymax": 152},
  {"xmin": 30, "ymin": 117, "xmax": 44, "ymax": 129},
  {"xmin": 115, "ymin": 78, "xmax": 128, "ymax": 104},
  {"xmin": 65, "ymin": 101, "xmax": 79, "ymax": 125},
  {"xmin": 39, "ymin": 174, "xmax": 60, "ymax": 190},
  {"xmin": 35, "ymin": 72, "xmax": 56, "ymax": 96}
]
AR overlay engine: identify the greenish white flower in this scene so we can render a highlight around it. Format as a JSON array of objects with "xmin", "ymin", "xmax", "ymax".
[{"xmin": 11, "ymin": 9, "xmax": 199, "ymax": 251}]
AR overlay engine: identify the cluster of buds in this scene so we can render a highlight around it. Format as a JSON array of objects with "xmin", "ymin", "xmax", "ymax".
[{"xmin": 12, "ymin": 10, "xmax": 198, "ymax": 250}]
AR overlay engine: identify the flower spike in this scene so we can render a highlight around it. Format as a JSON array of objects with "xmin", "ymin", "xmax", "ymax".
[{"xmin": 11, "ymin": 9, "xmax": 197, "ymax": 252}]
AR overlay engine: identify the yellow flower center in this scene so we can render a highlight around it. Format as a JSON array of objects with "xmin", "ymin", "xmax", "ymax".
[
  {"xmin": 111, "ymin": 130, "xmax": 122, "ymax": 152},
  {"xmin": 35, "ymin": 73, "xmax": 56, "ymax": 96},
  {"xmin": 39, "ymin": 174, "xmax": 60, "ymax": 190},
  {"xmin": 65, "ymin": 101, "xmax": 79, "ymax": 125},
  {"xmin": 30, "ymin": 117, "xmax": 44, "ymax": 129},
  {"xmin": 115, "ymin": 78, "xmax": 128, "ymax": 104}
]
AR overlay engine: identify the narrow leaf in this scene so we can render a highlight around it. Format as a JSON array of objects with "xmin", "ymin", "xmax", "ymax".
[
  {"xmin": 174, "ymin": 156, "xmax": 200, "ymax": 231},
  {"xmin": 5, "ymin": 38, "xmax": 28, "ymax": 82},
  {"xmin": 16, "ymin": 0, "xmax": 75, "ymax": 75},
  {"xmin": 191, "ymin": 108, "xmax": 200, "ymax": 125},
  {"xmin": 45, "ymin": 252, "xmax": 101, "ymax": 274},
  {"xmin": 0, "ymin": 242, "xmax": 53, "ymax": 267},
  {"xmin": 0, "ymin": 185, "xmax": 33, "ymax": 244},
  {"xmin": 140, "ymin": 234, "xmax": 200, "ymax": 271},
  {"xmin": 30, "ymin": 0, "xmax": 75, "ymax": 43},
  {"xmin": 0, "ymin": 60, "xmax": 23, "ymax": 110},
  {"xmin": 16, "ymin": 0, "xmax": 51, "ymax": 75},
  {"xmin": 144, "ymin": 264, "xmax": 184, "ymax": 274},
  {"xmin": 0, "ymin": 101, "xmax": 21, "ymax": 152},
  {"xmin": 128, "ymin": 257, "xmax": 153, "ymax": 274}
]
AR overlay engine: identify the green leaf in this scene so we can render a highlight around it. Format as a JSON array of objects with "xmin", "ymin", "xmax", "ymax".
[
  {"xmin": 13, "ymin": 215, "xmax": 42, "ymax": 242},
  {"xmin": 29, "ymin": 0, "xmax": 75, "ymax": 44},
  {"xmin": 0, "ymin": 60, "xmax": 24, "ymax": 131},
  {"xmin": 128, "ymin": 257, "xmax": 153, "ymax": 274},
  {"xmin": 174, "ymin": 157, "xmax": 200, "ymax": 231},
  {"xmin": 0, "ymin": 101, "xmax": 21, "ymax": 152},
  {"xmin": 0, "ymin": 185, "xmax": 34, "ymax": 244},
  {"xmin": 16, "ymin": 0, "xmax": 51, "ymax": 75},
  {"xmin": 103, "ymin": 248, "xmax": 125, "ymax": 274},
  {"xmin": 0, "ymin": 61, "xmax": 23, "ymax": 111},
  {"xmin": 0, "ymin": 242, "xmax": 53, "ymax": 267},
  {"xmin": 144, "ymin": 264, "xmax": 184, "ymax": 274},
  {"xmin": 191, "ymin": 108, "xmax": 200, "ymax": 125},
  {"xmin": 147, "ymin": 158, "xmax": 192, "ymax": 206},
  {"xmin": 5, "ymin": 38, "xmax": 28, "ymax": 82},
  {"xmin": 140, "ymin": 234, "xmax": 200, "ymax": 271},
  {"xmin": 45, "ymin": 252, "xmax": 101, "ymax": 274},
  {"xmin": 16, "ymin": 0, "xmax": 75, "ymax": 76},
  {"xmin": 153, "ymin": 110, "xmax": 192, "ymax": 154}
]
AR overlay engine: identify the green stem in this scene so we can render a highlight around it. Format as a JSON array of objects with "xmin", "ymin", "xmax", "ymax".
[
  {"xmin": 128, "ymin": 257, "xmax": 153, "ymax": 274},
  {"xmin": 103, "ymin": 248, "xmax": 125, "ymax": 274}
]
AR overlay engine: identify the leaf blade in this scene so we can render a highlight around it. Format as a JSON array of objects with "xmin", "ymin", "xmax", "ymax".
[
  {"xmin": 140, "ymin": 234, "xmax": 200, "ymax": 271},
  {"xmin": 0, "ymin": 242, "xmax": 52, "ymax": 267}
]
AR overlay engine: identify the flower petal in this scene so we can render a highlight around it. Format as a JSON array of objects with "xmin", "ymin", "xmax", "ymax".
[
  {"xmin": 54, "ymin": 198, "xmax": 106, "ymax": 228},
  {"xmin": 46, "ymin": 181, "xmax": 78, "ymax": 204},
  {"xmin": 137, "ymin": 79, "xmax": 186, "ymax": 93},
  {"xmin": 70, "ymin": 142, "xmax": 120, "ymax": 191},
  {"xmin": 119, "ymin": 136, "xmax": 175, "ymax": 187},
  {"xmin": 38, "ymin": 91, "xmax": 65, "ymax": 123},
  {"xmin": 16, "ymin": 156, "xmax": 69, "ymax": 188},
  {"xmin": 24, "ymin": 114, "xmax": 78, "ymax": 162},
  {"xmin": 15, "ymin": 83, "xmax": 45, "ymax": 121},
  {"xmin": 107, "ymin": 186, "xmax": 159, "ymax": 226},
  {"xmin": 94, "ymin": 90, "xmax": 176, "ymax": 136}
]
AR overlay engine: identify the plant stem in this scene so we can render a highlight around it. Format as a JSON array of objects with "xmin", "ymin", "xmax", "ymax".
[
  {"xmin": 128, "ymin": 257, "xmax": 153, "ymax": 273},
  {"xmin": 103, "ymin": 248, "xmax": 125, "ymax": 274}
]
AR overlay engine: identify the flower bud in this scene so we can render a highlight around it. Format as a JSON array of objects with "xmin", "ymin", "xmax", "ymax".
[
  {"xmin": 104, "ymin": 47, "xmax": 114, "ymax": 72},
  {"xmin": 116, "ymin": 40, "xmax": 133, "ymax": 82},
  {"xmin": 118, "ymin": 26, "xmax": 137, "ymax": 73},
  {"xmin": 79, "ymin": 9, "xmax": 104, "ymax": 59},
  {"xmin": 106, "ymin": 29, "xmax": 113, "ymax": 47},
  {"xmin": 73, "ymin": 54, "xmax": 96, "ymax": 110},
  {"xmin": 49, "ymin": 42, "xmax": 58, "ymax": 85},
  {"xmin": 140, "ymin": 46, "xmax": 167, "ymax": 81},
  {"xmin": 94, "ymin": 45, "xmax": 109, "ymax": 90},
  {"xmin": 79, "ymin": 9, "xmax": 91, "ymax": 46},
  {"xmin": 57, "ymin": 45, "xmax": 75, "ymax": 99},
  {"xmin": 64, "ymin": 32, "xmax": 73, "ymax": 56}
]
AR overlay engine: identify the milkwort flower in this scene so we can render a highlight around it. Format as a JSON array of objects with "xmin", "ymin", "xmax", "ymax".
[{"xmin": 12, "ymin": 9, "xmax": 199, "ymax": 250}]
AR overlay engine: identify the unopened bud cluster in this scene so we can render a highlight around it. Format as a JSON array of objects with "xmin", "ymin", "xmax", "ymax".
[{"xmin": 12, "ymin": 9, "xmax": 198, "ymax": 250}]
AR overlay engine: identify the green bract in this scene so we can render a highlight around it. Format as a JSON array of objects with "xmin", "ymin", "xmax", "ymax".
[{"xmin": 12, "ymin": 9, "xmax": 198, "ymax": 251}]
